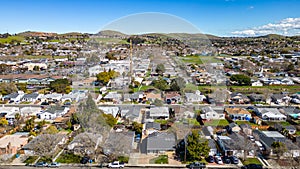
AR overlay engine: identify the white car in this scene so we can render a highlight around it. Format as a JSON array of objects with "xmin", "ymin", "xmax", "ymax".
[
  {"xmin": 108, "ymin": 161, "xmax": 125, "ymax": 168},
  {"xmin": 215, "ymin": 156, "xmax": 223, "ymax": 164}
]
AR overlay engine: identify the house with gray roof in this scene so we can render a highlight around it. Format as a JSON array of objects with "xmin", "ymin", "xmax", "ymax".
[
  {"xmin": 21, "ymin": 92, "xmax": 42, "ymax": 102},
  {"xmin": 185, "ymin": 92, "xmax": 205, "ymax": 103},
  {"xmin": 146, "ymin": 107, "xmax": 169, "ymax": 120},
  {"xmin": 208, "ymin": 139, "xmax": 218, "ymax": 156},
  {"xmin": 256, "ymin": 108, "xmax": 286, "ymax": 121},
  {"xmin": 103, "ymin": 130, "xmax": 135, "ymax": 156},
  {"xmin": 200, "ymin": 106, "xmax": 225, "ymax": 120},
  {"xmin": 253, "ymin": 130, "xmax": 300, "ymax": 157},
  {"xmin": 141, "ymin": 132, "xmax": 176, "ymax": 154},
  {"xmin": 145, "ymin": 122, "xmax": 161, "ymax": 135}
]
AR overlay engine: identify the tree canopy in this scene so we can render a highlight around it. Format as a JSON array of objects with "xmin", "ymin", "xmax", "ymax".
[
  {"xmin": 152, "ymin": 77, "xmax": 169, "ymax": 91},
  {"xmin": 230, "ymin": 74, "xmax": 251, "ymax": 86},
  {"xmin": 170, "ymin": 77, "xmax": 186, "ymax": 91},
  {"xmin": 49, "ymin": 78, "xmax": 71, "ymax": 93},
  {"xmin": 96, "ymin": 69, "xmax": 119, "ymax": 85},
  {"xmin": 0, "ymin": 82, "xmax": 18, "ymax": 95},
  {"xmin": 186, "ymin": 130, "xmax": 210, "ymax": 162},
  {"xmin": 155, "ymin": 63, "xmax": 165, "ymax": 75}
]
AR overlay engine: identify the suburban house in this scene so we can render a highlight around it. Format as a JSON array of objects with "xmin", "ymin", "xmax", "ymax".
[
  {"xmin": 0, "ymin": 106, "xmax": 19, "ymax": 124},
  {"xmin": 248, "ymin": 94, "xmax": 266, "ymax": 103},
  {"xmin": 20, "ymin": 107, "xmax": 42, "ymax": 117},
  {"xmin": 279, "ymin": 107, "xmax": 300, "ymax": 120},
  {"xmin": 208, "ymin": 139, "xmax": 218, "ymax": 156},
  {"xmin": 274, "ymin": 123, "xmax": 297, "ymax": 135},
  {"xmin": 98, "ymin": 106, "xmax": 120, "ymax": 118},
  {"xmin": 141, "ymin": 132, "xmax": 176, "ymax": 154},
  {"xmin": 228, "ymin": 93, "xmax": 250, "ymax": 104},
  {"xmin": 225, "ymin": 108, "xmax": 252, "ymax": 121},
  {"xmin": 144, "ymin": 122, "xmax": 161, "ymax": 135},
  {"xmin": 124, "ymin": 92, "xmax": 144, "ymax": 103},
  {"xmin": 200, "ymin": 106, "xmax": 225, "ymax": 120},
  {"xmin": 256, "ymin": 108, "xmax": 287, "ymax": 121},
  {"xmin": 217, "ymin": 133, "xmax": 255, "ymax": 158},
  {"xmin": 103, "ymin": 92, "xmax": 122, "ymax": 103},
  {"xmin": 271, "ymin": 94, "xmax": 290, "ymax": 104},
  {"xmin": 226, "ymin": 123, "xmax": 241, "ymax": 133},
  {"xmin": 146, "ymin": 107, "xmax": 169, "ymax": 120},
  {"xmin": 253, "ymin": 130, "xmax": 300, "ymax": 157},
  {"xmin": 21, "ymin": 92, "xmax": 42, "ymax": 103},
  {"xmin": 2, "ymin": 91, "xmax": 25, "ymax": 103},
  {"xmin": 22, "ymin": 134, "xmax": 67, "ymax": 155},
  {"xmin": 185, "ymin": 91, "xmax": 206, "ymax": 103},
  {"xmin": 0, "ymin": 133, "xmax": 28, "ymax": 155},
  {"xmin": 239, "ymin": 124, "xmax": 253, "ymax": 135},
  {"xmin": 252, "ymin": 80, "xmax": 263, "ymax": 86},
  {"xmin": 103, "ymin": 130, "xmax": 135, "ymax": 156},
  {"xmin": 37, "ymin": 111, "xmax": 56, "ymax": 120},
  {"xmin": 165, "ymin": 91, "xmax": 181, "ymax": 104},
  {"xmin": 144, "ymin": 92, "xmax": 162, "ymax": 103},
  {"xmin": 41, "ymin": 93, "xmax": 63, "ymax": 103}
]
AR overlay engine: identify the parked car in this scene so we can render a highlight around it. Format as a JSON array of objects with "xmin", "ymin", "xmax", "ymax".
[
  {"xmin": 48, "ymin": 162, "xmax": 60, "ymax": 168},
  {"xmin": 188, "ymin": 161, "xmax": 206, "ymax": 169},
  {"xmin": 34, "ymin": 161, "xmax": 48, "ymax": 167},
  {"xmin": 80, "ymin": 156, "xmax": 89, "ymax": 164},
  {"xmin": 230, "ymin": 156, "xmax": 239, "ymax": 164},
  {"xmin": 222, "ymin": 156, "xmax": 231, "ymax": 164},
  {"xmin": 215, "ymin": 156, "xmax": 223, "ymax": 164},
  {"xmin": 241, "ymin": 164, "xmax": 263, "ymax": 169},
  {"xmin": 206, "ymin": 155, "xmax": 214, "ymax": 163},
  {"xmin": 108, "ymin": 161, "xmax": 125, "ymax": 168}
]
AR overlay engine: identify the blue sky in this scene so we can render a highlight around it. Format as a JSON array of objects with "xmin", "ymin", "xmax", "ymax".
[{"xmin": 0, "ymin": 0, "xmax": 299, "ymax": 36}]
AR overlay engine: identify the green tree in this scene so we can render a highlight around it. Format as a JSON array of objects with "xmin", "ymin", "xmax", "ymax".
[
  {"xmin": 132, "ymin": 122, "xmax": 143, "ymax": 135},
  {"xmin": 102, "ymin": 114, "xmax": 117, "ymax": 127},
  {"xmin": 155, "ymin": 63, "xmax": 165, "ymax": 75},
  {"xmin": 0, "ymin": 118, "xmax": 8, "ymax": 126},
  {"xmin": 271, "ymin": 141, "xmax": 287, "ymax": 161},
  {"xmin": 152, "ymin": 77, "xmax": 168, "ymax": 91},
  {"xmin": 96, "ymin": 70, "xmax": 119, "ymax": 85},
  {"xmin": 37, "ymin": 120, "xmax": 46, "ymax": 129},
  {"xmin": 170, "ymin": 77, "xmax": 186, "ymax": 91},
  {"xmin": 66, "ymin": 120, "xmax": 72, "ymax": 129},
  {"xmin": 23, "ymin": 117, "xmax": 35, "ymax": 132},
  {"xmin": 0, "ymin": 82, "xmax": 18, "ymax": 95},
  {"xmin": 44, "ymin": 125, "xmax": 59, "ymax": 134},
  {"xmin": 186, "ymin": 130, "xmax": 210, "ymax": 162},
  {"xmin": 230, "ymin": 74, "xmax": 251, "ymax": 86},
  {"xmin": 286, "ymin": 63, "xmax": 295, "ymax": 71},
  {"xmin": 49, "ymin": 79, "xmax": 71, "ymax": 93},
  {"xmin": 17, "ymin": 83, "xmax": 28, "ymax": 93}
]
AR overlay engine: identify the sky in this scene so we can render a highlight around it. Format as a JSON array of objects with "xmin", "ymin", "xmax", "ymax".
[{"xmin": 0, "ymin": 0, "xmax": 299, "ymax": 36}]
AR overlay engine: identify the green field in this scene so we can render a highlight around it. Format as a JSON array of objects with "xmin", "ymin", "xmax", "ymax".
[
  {"xmin": 242, "ymin": 158, "xmax": 262, "ymax": 165},
  {"xmin": 150, "ymin": 155, "xmax": 168, "ymax": 164},
  {"xmin": 90, "ymin": 37, "xmax": 129, "ymax": 44},
  {"xmin": 180, "ymin": 55, "xmax": 203, "ymax": 64},
  {"xmin": 0, "ymin": 36, "xmax": 25, "ymax": 44},
  {"xmin": 204, "ymin": 119, "xmax": 229, "ymax": 126}
]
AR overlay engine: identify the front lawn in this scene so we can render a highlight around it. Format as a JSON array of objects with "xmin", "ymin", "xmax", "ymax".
[
  {"xmin": 55, "ymin": 152, "xmax": 81, "ymax": 163},
  {"xmin": 24, "ymin": 156, "xmax": 39, "ymax": 164},
  {"xmin": 235, "ymin": 120, "xmax": 259, "ymax": 127},
  {"xmin": 242, "ymin": 158, "xmax": 262, "ymax": 165},
  {"xmin": 204, "ymin": 119, "xmax": 229, "ymax": 126},
  {"xmin": 149, "ymin": 155, "xmax": 168, "ymax": 164}
]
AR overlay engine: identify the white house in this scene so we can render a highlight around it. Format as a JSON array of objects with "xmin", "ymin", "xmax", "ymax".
[
  {"xmin": 37, "ymin": 111, "xmax": 56, "ymax": 120},
  {"xmin": 20, "ymin": 107, "xmax": 42, "ymax": 117},
  {"xmin": 98, "ymin": 106, "xmax": 120, "ymax": 118},
  {"xmin": 257, "ymin": 108, "xmax": 287, "ymax": 121},
  {"xmin": 147, "ymin": 107, "xmax": 169, "ymax": 120},
  {"xmin": 252, "ymin": 81, "xmax": 263, "ymax": 86},
  {"xmin": 200, "ymin": 106, "xmax": 225, "ymax": 120},
  {"xmin": 185, "ymin": 91, "xmax": 206, "ymax": 103}
]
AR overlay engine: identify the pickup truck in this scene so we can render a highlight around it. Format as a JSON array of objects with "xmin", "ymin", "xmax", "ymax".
[{"xmin": 108, "ymin": 161, "xmax": 125, "ymax": 168}]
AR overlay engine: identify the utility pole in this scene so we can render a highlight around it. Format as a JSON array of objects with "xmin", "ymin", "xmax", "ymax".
[{"xmin": 130, "ymin": 39, "xmax": 133, "ymax": 86}]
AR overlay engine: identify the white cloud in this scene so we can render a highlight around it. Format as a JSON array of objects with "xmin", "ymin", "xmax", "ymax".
[
  {"xmin": 248, "ymin": 6, "xmax": 254, "ymax": 9},
  {"xmin": 231, "ymin": 17, "xmax": 300, "ymax": 36}
]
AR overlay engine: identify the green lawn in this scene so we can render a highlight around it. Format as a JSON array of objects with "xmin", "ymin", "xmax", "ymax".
[
  {"xmin": 204, "ymin": 119, "xmax": 229, "ymax": 126},
  {"xmin": 154, "ymin": 119, "xmax": 168, "ymax": 125},
  {"xmin": 0, "ymin": 35, "xmax": 25, "ymax": 44},
  {"xmin": 295, "ymin": 131, "xmax": 300, "ymax": 136},
  {"xmin": 24, "ymin": 156, "xmax": 39, "ymax": 164},
  {"xmin": 235, "ymin": 120, "xmax": 259, "ymax": 127},
  {"xmin": 242, "ymin": 158, "xmax": 262, "ymax": 165},
  {"xmin": 91, "ymin": 37, "xmax": 129, "ymax": 44},
  {"xmin": 134, "ymin": 85, "xmax": 156, "ymax": 92},
  {"xmin": 55, "ymin": 152, "xmax": 82, "ymax": 163},
  {"xmin": 177, "ymin": 119, "xmax": 200, "ymax": 126},
  {"xmin": 231, "ymin": 85, "xmax": 300, "ymax": 94},
  {"xmin": 149, "ymin": 155, "xmax": 168, "ymax": 164},
  {"xmin": 180, "ymin": 55, "xmax": 203, "ymax": 64}
]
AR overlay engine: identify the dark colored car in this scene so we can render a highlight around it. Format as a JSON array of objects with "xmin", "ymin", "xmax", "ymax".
[
  {"xmin": 80, "ymin": 157, "xmax": 89, "ymax": 164},
  {"xmin": 222, "ymin": 156, "xmax": 231, "ymax": 164},
  {"xmin": 206, "ymin": 155, "xmax": 214, "ymax": 163},
  {"xmin": 34, "ymin": 161, "xmax": 48, "ymax": 167},
  {"xmin": 188, "ymin": 162, "xmax": 206, "ymax": 169},
  {"xmin": 230, "ymin": 156, "xmax": 239, "ymax": 164},
  {"xmin": 242, "ymin": 164, "xmax": 263, "ymax": 169}
]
